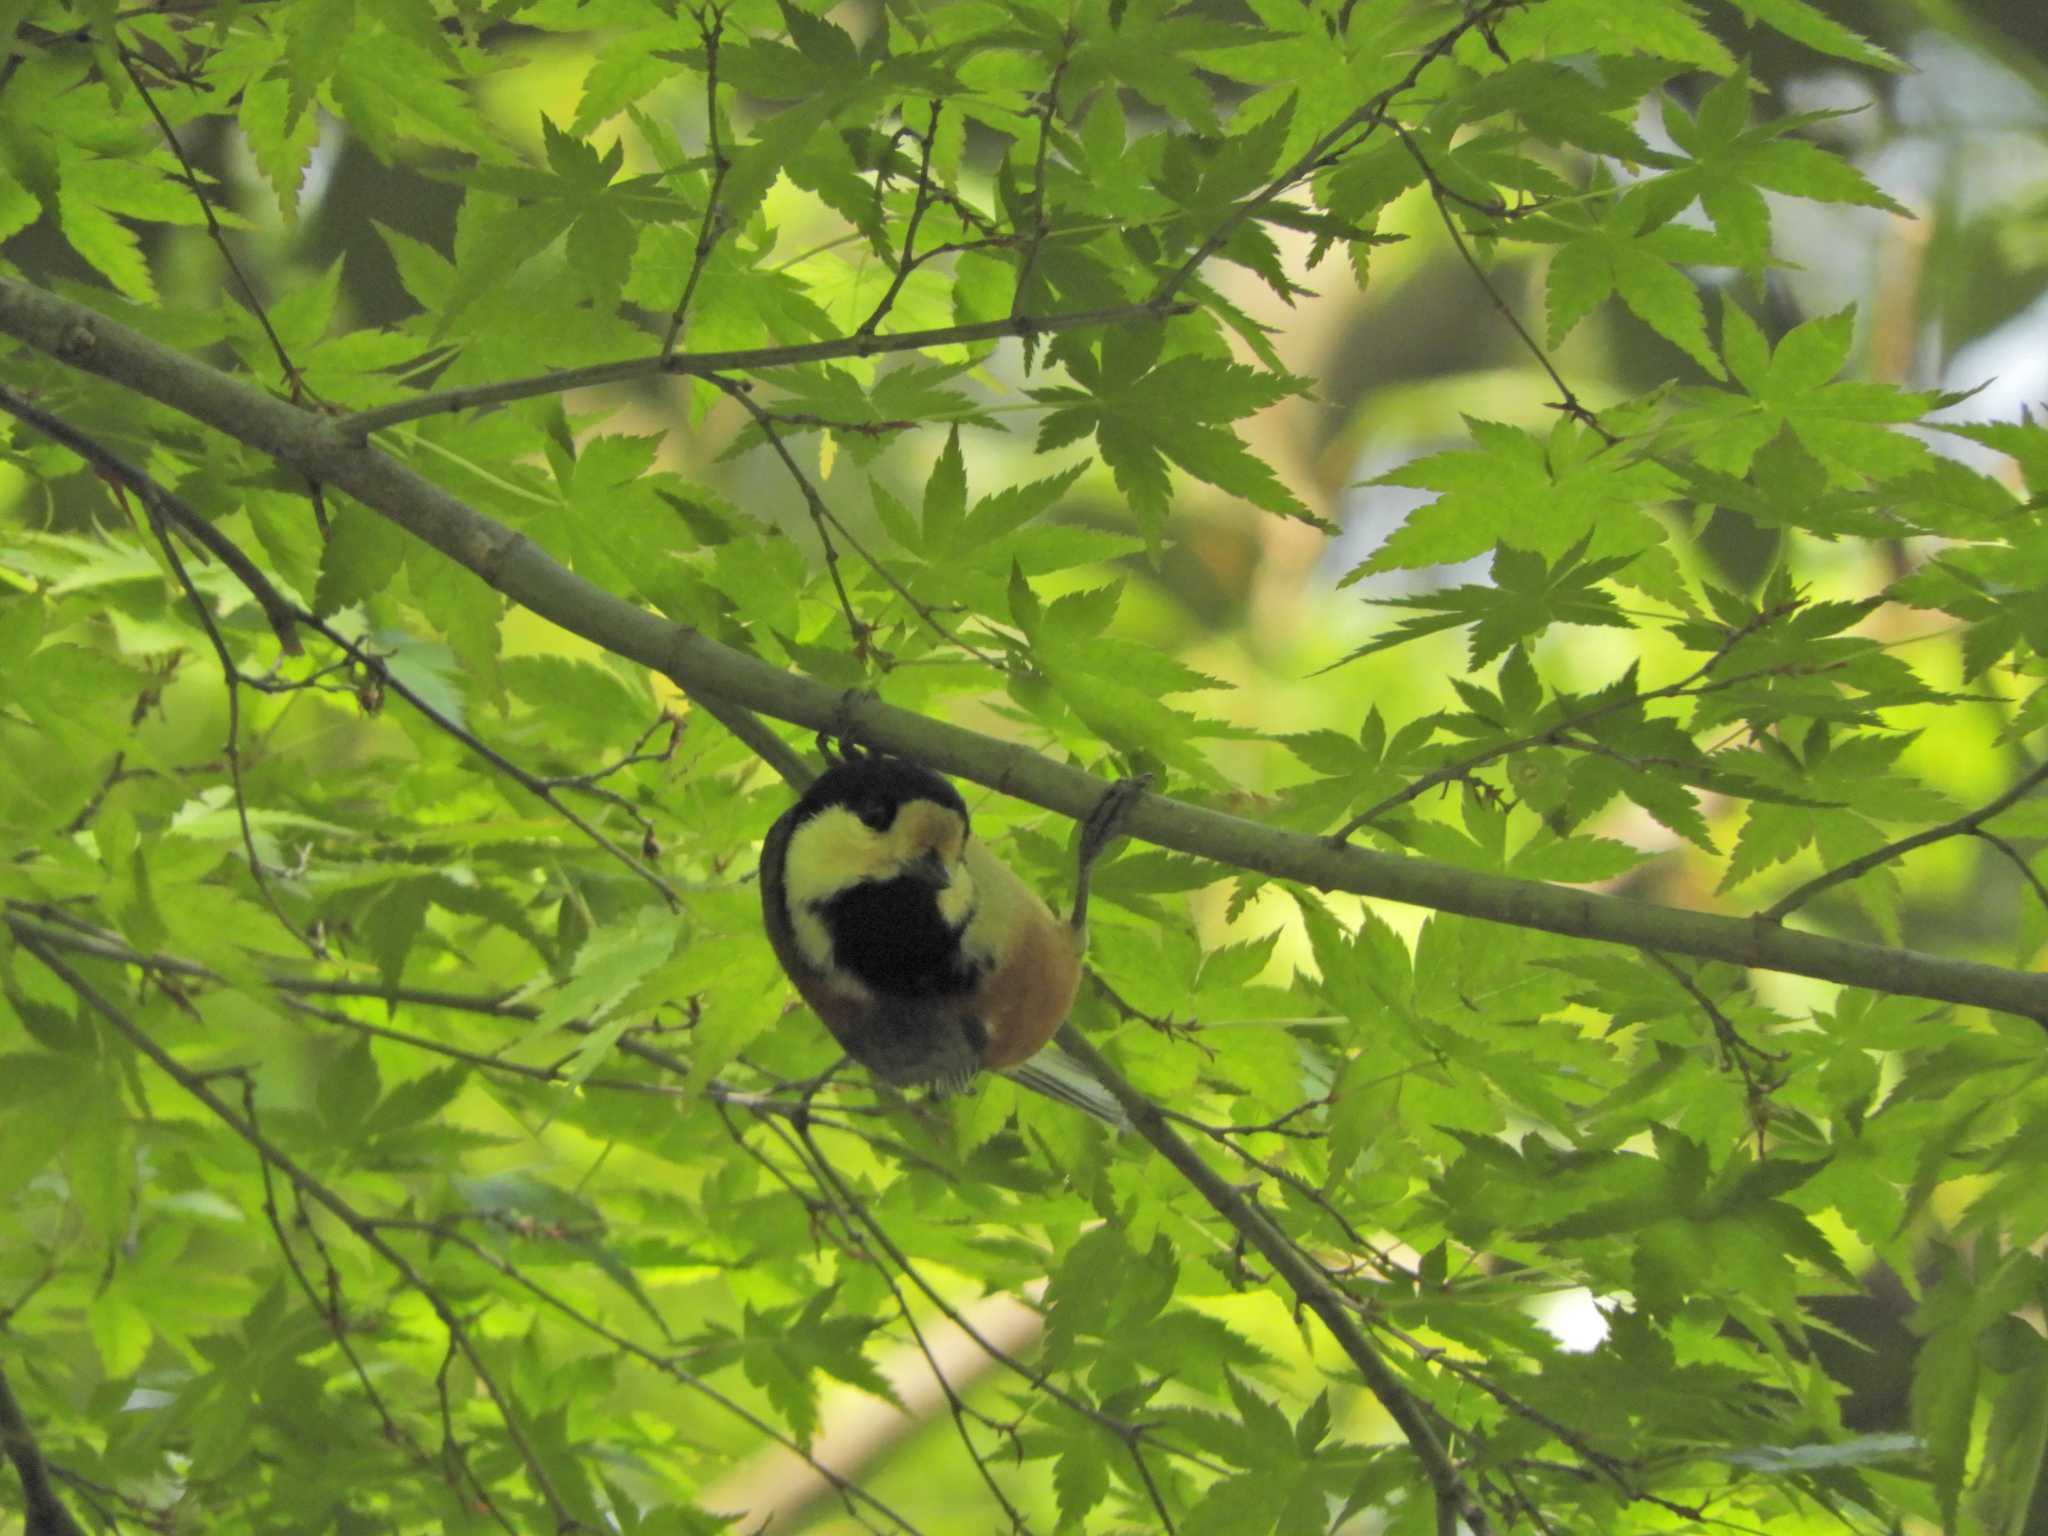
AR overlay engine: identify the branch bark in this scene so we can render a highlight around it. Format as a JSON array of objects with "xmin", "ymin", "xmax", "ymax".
[
  {"xmin": 5, "ymin": 274, "xmax": 2046, "ymax": 1023},
  {"xmin": 0, "ymin": 1366, "xmax": 86, "ymax": 1536}
]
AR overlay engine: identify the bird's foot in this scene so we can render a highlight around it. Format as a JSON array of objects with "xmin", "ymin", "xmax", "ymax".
[
  {"xmin": 816, "ymin": 688, "xmax": 882, "ymax": 768},
  {"xmin": 1071, "ymin": 773, "xmax": 1152, "ymax": 932}
]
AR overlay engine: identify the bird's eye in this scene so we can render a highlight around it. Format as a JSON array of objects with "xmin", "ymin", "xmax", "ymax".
[{"xmin": 853, "ymin": 798, "xmax": 896, "ymax": 831}]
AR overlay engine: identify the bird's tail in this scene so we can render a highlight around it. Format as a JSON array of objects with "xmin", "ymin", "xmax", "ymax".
[{"xmin": 1004, "ymin": 1051, "xmax": 1131, "ymax": 1130}]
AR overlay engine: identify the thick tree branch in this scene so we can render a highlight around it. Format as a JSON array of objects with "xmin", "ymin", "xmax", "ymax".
[{"xmin": 5, "ymin": 276, "xmax": 2047, "ymax": 1023}]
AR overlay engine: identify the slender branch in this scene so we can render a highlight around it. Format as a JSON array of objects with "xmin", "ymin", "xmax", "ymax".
[
  {"xmin": 120, "ymin": 52, "xmax": 306, "ymax": 396},
  {"xmin": 692, "ymin": 690, "xmax": 816, "ymax": 789},
  {"xmin": 787, "ymin": 1114, "xmax": 1220, "ymax": 1490},
  {"xmin": 339, "ymin": 301, "xmax": 1189, "ymax": 437},
  {"xmin": 1160, "ymin": 1104, "xmax": 1416, "ymax": 1285},
  {"xmin": 1332, "ymin": 600, "xmax": 1800, "ymax": 840},
  {"xmin": 1973, "ymin": 827, "xmax": 2048, "ymax": 916},
  {"xmin": 705, "ymin": 372, "xmax": 1004, "ymax": 667},
  {"xmin": 1641, "ymin": 951, "xmax": 1786, "ymax": 1083},
  {"xmin": 1389, "ymin": 116, "xmax": 1611, "ymax": 442},
  {"xmin": 0, "ymin": 383, "xmax": 676, "ymax": 907},
  {"xmin": 6, "ymin": 277, "xmax": 2047, "ymax": 1021},
  {"xmin": 0, "ymin": 1269, "xmax": 56, "ymax": 1333},
  {"xmin": 856, "ymin": 101, "xmax": 944, "ymax": 339},
  {"xmin": 128, "ymin": 476, "xmax": 323, "ymax": 955},
  {"xmin": 1008, "ymin": 42, "xmax": 1073, "ymax": 330},
  {"xmin": 523, "ymin": 710, "xmax": 677, "ymax": 854},
  {"xmin": 1640, "ymin": 952, "xmax": 1784, "ymax": 1156},
  {"xmin": 1763, "ymin": 755, "xmax": 2048, "ymax": 922},
  {"xmin": 2, "ymin": 376, "xmax": 312, "ymax": 948},
  {"xmin": 661, "ymin": 3, "xmax": 732, "ymax": 355},
  {"xmin": 736, "ymin": 1112, "xmax": 1042, "ymax": 1533},
  {"xmin": 295, "ymin": 612, "xmax": 682, "ymax": 909},
  {"xmin": 0, "ymin": 1366, "xmax": 87, "ymax": 1536},
  {"xmin": 364, "ymin": 1215, "xmax": 925, "ymax": 1536},
  {"xmin": 239, "ymin": 1076, "xmax": 488, "ymax": 1527},
  {"xmin": 1051, "ymin": 1026, "xmax": 1498, "ymax": 1536},
  {"xmin": 0, "ymin": 381, "xmax": 302, "ymax": 651},
  {"xmin": 15, "ymin": 935, "xmax": 587, "ymax": 1533},
  {"xmin": 1148, "ymin": 0, "xmax": 1529, "ymax": 306},
  {"xmin": 1366, "ymin": 1320, "xmax": 1708, "ymax": 1520},
  {"xmin": 705, "ymin": 373, "xmax": 865, "ymax": 648},
  {"xmin": 1, "ymin": 908, "xmax": 884, "ymax": 1124}
]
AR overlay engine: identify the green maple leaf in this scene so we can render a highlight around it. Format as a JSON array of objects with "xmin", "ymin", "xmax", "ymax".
[
  {"xmin": 1497, "ymin": 0, "xmax": 1737, "ymax": 72},
  {"xmin": 1637, "ymin": 68, "xmax": 1908, "ymax": 275},
  {"xmin": 1335, "ymin": 535, "xmax": 1634, "ymax": 668},
  {"xmin": 1667, "ymin": 301, "xmax": 1939, "ymax": 488},
  {"xmin": 1720, "ymin": 0, "xmax": 1905, "ymax": 70},
  {"xmin": 1535, "ymin": 180, "xmax": 1730, "ymax": 376},
  {"xmin": 1031, "ymin": 347, "xmax": 1315, "ymax": 532},
  {"xmin": 438, "ymin": 119, "xmax": 688, "ymax": 327},
  {"xmin": 1353, "ymin": 417, "xmax": 1674, "ymax": 574}
]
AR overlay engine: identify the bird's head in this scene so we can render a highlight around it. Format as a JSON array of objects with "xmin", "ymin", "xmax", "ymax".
[{"xmin": 778, "ymin": 755, "xmax": 977, "ymax": 918}]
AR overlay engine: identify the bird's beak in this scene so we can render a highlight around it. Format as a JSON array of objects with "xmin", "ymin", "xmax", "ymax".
[{"xmin": 904, "ymin": 848, "xmax": 952, "ymax": 890}]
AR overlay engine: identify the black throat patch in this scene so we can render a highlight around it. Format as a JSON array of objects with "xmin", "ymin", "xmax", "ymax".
[{"xmin": 815, "ymin": 876, "xmax": 984, "ymax": 999}]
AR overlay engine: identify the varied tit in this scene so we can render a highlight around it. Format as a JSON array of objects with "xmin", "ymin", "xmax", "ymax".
[{"xmin": 758, "ymin": 749, "xmax": 1141, "ymax": 1125}]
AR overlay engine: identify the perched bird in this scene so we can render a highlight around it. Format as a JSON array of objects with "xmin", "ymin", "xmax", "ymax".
[{"xmin": 758, "ymin": 747, "xmax": 1141, "ymax": 1124}]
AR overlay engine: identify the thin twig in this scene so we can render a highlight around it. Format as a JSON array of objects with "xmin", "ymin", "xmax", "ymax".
[
  {"xmin": 1765, "ymin": 755, "xmax": 2048, "ymax": 922},
  {"xmin": 534, "ymin": 710, "xmax": 681, "ymax": 852},
  {"xmin": 126, "ymin": 477, "xmax": 324, "ymax": 955},
  {"xmin": 789, "ymin": 1114, "xmax": 1218, "ymax": 1515},
  {"xmin": 4, "ymin": 906, "xmax": 897, "ymax": 1126},
  {"xmin": 1374, "ymin": 1319, "xmax": 1716, "ymax": 1524},
  {"xmin": 17, "ymin": 935, "xmax": 587, "ymax": 1533},
  {"xmin": 705, "ymin": 373, "xmax": 1006, "ymax": 668},
  {"xmin": 0, "ymin": 385, "xmax": 679, "ymax": 905},
  {"xmin": 0, "ymin": 382, "xmax": 301, "ymax": 649},
  {"xmin": 1159, "ymin": 1105, "xmax": 1418, "ymax": 1285},
  {"xmin": 302, "ymin": 612, "xmax": 682, "ymax": 908},
  {"xmin": 365, "ymin": 1214, "xmax": 925, "ymax": 1536},
  {"xmin": 120, "ymin": 51, "xmax": 306, "ymax": 397},
  {"xmin": 706, "ymin": 373, "xmax": 865, "ymax": 648},
  {"xmin": 1148, "ymin": 0, "xmax": 1530, "ymax": 306},
  {"xmin": 1972, "ymin": 827, "xmax": 2048, "ymax": 917},
  {"xmin": 1641, "ymin": 951, "xmax": 1787, "ymax": 1096},
  {"xmin": 662, "ymin": 3, "xmax": 732, "ymax": 355},
  {"xmin": 240, "ymin": 1077, "xmax": 493, "ymax": 1529},
  {"xmin": 1389, "ymin": 116, "xmax": 1611, "ymax": 442},
  {"xmin": 1009, "ymin": 42, "xmax": 1073, "ymax": 335},
  {"xmin": 339, "ymin": 301, "xmax": 1189, "ymax": 437},
  {"xmin": 1332, "ymin": 601, "xmax": 1803, "ymax": 841},
  {"xmin": 856, "ymin": 101, "xmax": 944, "ymax": 339},
  {"xmin": 740, "ymin": 1112, "xmax": 1040, "ymax": 1532},
  {"xmin": 1052, "ymin": 1025, "xmax": 1500, "ymax": 1536}
]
